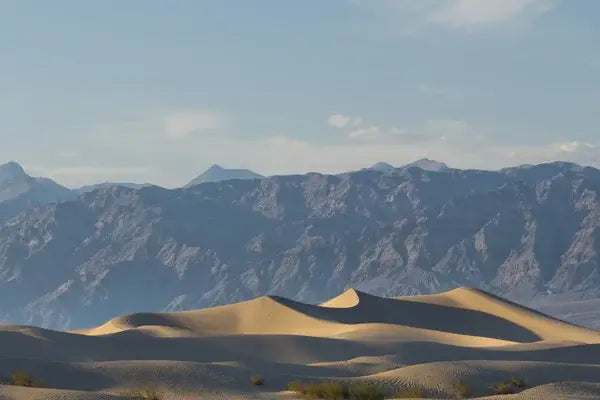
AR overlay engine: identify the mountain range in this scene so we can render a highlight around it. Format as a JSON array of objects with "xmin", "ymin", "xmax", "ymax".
[
  {"xmin": 0, "ymin": 159, "xmax": 599, "ymax": 329},
  {"xmin": 0, "ymin": 163, "xmax": 264, "ymax": 222}
]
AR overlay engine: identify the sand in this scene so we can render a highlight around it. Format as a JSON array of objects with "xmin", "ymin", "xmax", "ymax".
[{"xmin": 0, "ymin": 287, "xmax": 598, "ymax": 399}]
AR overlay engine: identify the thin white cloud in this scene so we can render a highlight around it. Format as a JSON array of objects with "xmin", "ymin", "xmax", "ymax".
[
  {"xmin": 348, "ymin": 126, "xmax": 381, "ymax": 140},
  {"xmin": 428, "ymin": 0, "xmax": 557, "ymax": 28},
  {"xmin": 362, "ymin": 0, "xmax": 559, "ymax": 33},
  {"xmin": 164, "ymin": 109, "xmax": 225, "ymax": 139},
  {"xmin": 327, "ymin": 114, "xmax": 363, "ymax": 128},
  {"xmin": 32, "ymin": 111, "xmax": 599, "ymax": 188}
]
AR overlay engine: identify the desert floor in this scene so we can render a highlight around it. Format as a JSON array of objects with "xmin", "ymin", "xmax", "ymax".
[{"xmin": 0, "ymin": 287, "xmax": 599, "ymax": 399}]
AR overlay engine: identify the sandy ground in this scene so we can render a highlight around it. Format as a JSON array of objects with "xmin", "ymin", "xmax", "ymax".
[{"xmin": 0, "ymin": 287, "xmax": 598, "ymax": 399}]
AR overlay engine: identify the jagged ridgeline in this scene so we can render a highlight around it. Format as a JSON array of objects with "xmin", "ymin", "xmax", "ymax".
[{"xmin": 0, "ymin": 160, "xmax": 599, "ymax": 329}]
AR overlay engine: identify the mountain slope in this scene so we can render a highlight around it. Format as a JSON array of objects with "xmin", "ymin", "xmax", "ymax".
[
  {"xmin": 0, "ymin": 161, "xmax": 75, "ymax": 220},
  {"xmin": 184, "ymin": 164, "xmax": 264, "ymax": 187},
  {"xmin": 75, "ymin": 182, "xmax": 152, "ymax": 195},
  {"xmin": 0, "ymin": 162, "xmax": 599, "ymax": 329}
]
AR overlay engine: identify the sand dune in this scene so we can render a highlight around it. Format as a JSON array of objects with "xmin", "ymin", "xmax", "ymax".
[{"xmin": 0, "ymin": 287, "xmax": 598, "ymax": 399}]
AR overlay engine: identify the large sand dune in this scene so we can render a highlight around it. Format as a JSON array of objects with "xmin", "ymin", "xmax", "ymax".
[{"xmin": 0, "ymin": 287, "xmax": 599, "ymax": 399}]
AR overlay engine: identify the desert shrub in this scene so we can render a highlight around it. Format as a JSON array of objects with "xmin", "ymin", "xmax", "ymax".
[
  {"xmin": 347, "ymin": 383, "xmax": 385, "ymax": 400},
  {"xmin": 287, "ymin": 380, "xmax": 346, "ymax": 400},
  {"xmin": 492, "ymin": 382, "xmax": 515, "ymax": 395},
  {"xmin": 511, "ymin": 377, "xmax": 526, "ymax": 388},
  {"xmin": 453, "ymin": 380, "xmax": 472, "ymax": 398},
  {"xmin": 395, "ymin": 388, "xmax": 424, "ymax": 398},
  {"xmin": 251, "ymin": 374, "xmax": 265, "ymax": 386},
  {"xmin": 10, "ymin": 371, "xmax": 39, "ymax": 387},
  {"xmin": 122, "ymin": 384, "xmax": 162, "ymax": 400},
  {"xmin": 288, "ymin": 380, "xmax": 304, "ymax": 393}
]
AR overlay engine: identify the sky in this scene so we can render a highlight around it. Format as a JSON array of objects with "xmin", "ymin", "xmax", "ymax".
[{"xmin": 1, "ymin": 0, "xmax": 599, "ymax": 188}]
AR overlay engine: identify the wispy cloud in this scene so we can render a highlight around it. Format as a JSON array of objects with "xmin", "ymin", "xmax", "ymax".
[
  {"xmin": 358, "ymin": 0, "xmax": 559, "ymax": 33},
  {"xmin": 30, "ymin": 109, "xmax": 599, "ymax": 188},
  {"xmin": 163, "ymin": 109, "xmax": 225, "ymax": 139},
  {"xmin": 327, "ymin": 113, "xmax": 363, "ymax": 128},
  {"xmin": 348, "ymin": 126, "xmax": 381, "ymax": 140},
  {"xmin": 427, "ymin": 0, "xmax": 557, "ymax": 28}
]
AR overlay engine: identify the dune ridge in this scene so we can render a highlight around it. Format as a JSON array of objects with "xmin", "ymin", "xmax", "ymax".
[{"xmin": 0, "ymin": 287, "xmax": 598, "ymax": 399}]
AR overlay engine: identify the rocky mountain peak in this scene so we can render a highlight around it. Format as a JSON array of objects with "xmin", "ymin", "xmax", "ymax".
[
  {"xmin": 404, "ymin": 158, "xmax": 449, "ymax": 172},
  {"xmin": 0, "ymin": 161, "xmax": 29, "ymax": 185}
]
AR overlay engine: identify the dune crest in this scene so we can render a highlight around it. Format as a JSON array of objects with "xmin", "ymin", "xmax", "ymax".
[{"xmin": 6, "ymin": 287, "xmax": 600, "ymax": 399}]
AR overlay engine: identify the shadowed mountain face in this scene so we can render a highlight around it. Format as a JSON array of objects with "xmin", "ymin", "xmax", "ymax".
[
  {"xmin": 0, "ymin": 161, "xmax": 599, "ymax": 329},
  {"xmin": 0, "ymin": 162, "xmax": 75, "ymax": 221}
]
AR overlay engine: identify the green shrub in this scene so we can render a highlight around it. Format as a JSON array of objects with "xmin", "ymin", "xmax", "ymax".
[
  {"xmin": 395, "ymin": 388, "xmax": 424, "ymax": 398},
  {"xmin": 347, "ymin": 383, "xmax": 385, "ymax": 400},
  {"xmin": 10, "ymin": 371, "xmax": 39, "ymax": 387},
  {"xmin": 511, "ymin": 377, "xmax": 526, "ymax": 388},
  {"xmin": 251, "ymin": 374, "xmax": 264, "ymax": 386},
  {"xmin": 453, "ymin": 380, "xmax": 472, "ymax": 398},
  {"xmin": 492, "ymin": 382, "xmax": 515, "ymax": 395}
]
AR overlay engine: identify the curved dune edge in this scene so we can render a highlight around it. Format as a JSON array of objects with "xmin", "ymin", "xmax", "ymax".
[
  {"xmin": 76, "ymin": 286, "xmax": 600, "ymax": 345},
  {"xmin": 5, "ymin": 287, "xmax": 593, "ymax": 399}
]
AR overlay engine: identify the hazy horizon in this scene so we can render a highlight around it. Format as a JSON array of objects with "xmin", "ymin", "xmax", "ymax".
[{"xmin": 2, "ymin": 0, "xmax": 599, "ymax": 187}]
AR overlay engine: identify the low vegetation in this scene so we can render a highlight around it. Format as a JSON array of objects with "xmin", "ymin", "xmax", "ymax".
[
  {"xmin": 121, "ymin": 384, "xmax": 162, "ymax": 400},
  {"xmin": 511, "ymin": 377, "xmax": 526, "ymax": 388},
  {"xmin": 287, "ymin": 380, "xmax": 385, "ymax": 400},
  {"xmin": 492, "ymin": 382, "xmax": 515, "ymax": 395},
  {"xmin": 251, "ymin": 374, "xmax": 265, "ymax": 386},
  {"xmin": 9, "ymin": 371, "xmax": 40, "ymax": 387},
  {"xmin": 288, "ymin": 380, "xmax": 347, "ymax": 400},
  {"xmin": 491, "ymin": 377, "xmax": 527, "ymax": 395},
  {"xmin": 453, "ymin": 380, "xmax": 472, "ymax": 398}
]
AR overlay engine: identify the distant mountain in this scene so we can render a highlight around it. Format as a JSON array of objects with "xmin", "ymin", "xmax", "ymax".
[
  {"xmin": 369, "ymin": 162, "xmax": 395, "ymax": 173},
  {"xmin": 403, "ymin": 158, "xmax": 449, "ymax": 172},
  {"xmin": 366, "ymin": 159, "xmax": 449, "ymax": 174},
  {"xmin": 184, "ymin": 164, "xmax": 264, "ymax": 187},
  {"xmin": 1, "ymin": 161, "xmax": 600, "ymax": 329},
  {"xmin": 0, "ymin": 161, "xmax": 75, "ymax": 220},
  {"xmin": 75, "ymin": 182, "xmax": 152, "ymax": 195}
]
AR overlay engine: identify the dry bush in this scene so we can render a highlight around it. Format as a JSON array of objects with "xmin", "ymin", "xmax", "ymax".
[
  {"xmin": 492, "ymin": 382, "xmax": 515, "ymax": 395},
  {"xmin": 251, "ymin": 374, "xmax": 265, "ymax": 386},
  {"xmin": 121, "ymin": 384, "xmax": 162, "ymax": 400},
  {"xmin": 287, "ymin": 380, "xmax": 346, "ymax": 400},
  {"xmin": 453, "ymin": 380, "xmax": 472, "ymax": 398},
  {"xmin": 10, "ymin": 371, "xmax": 39, "ymax": 387},
  {"xmin": 511, "ymin": 377, "xmax": 526, "ymax": 388}
]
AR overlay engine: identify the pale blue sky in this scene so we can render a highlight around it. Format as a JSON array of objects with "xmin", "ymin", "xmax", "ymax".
[{"xmin": 1, "ymin": 0, "xmax": 599, "ymax": 187}]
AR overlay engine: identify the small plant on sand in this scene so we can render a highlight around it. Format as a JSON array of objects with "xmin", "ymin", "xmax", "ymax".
[
  {"xmin": 453, "ymin": 380, "xmax": 472, "ymax": 398},
  {"xmin": 121, "ymin": 384, "xmax": 162, "ymax": 400},
  {"xmin": 10, "ymin": 371, "xmax": 39, "ymax": 387},
  {"xmin": 511, "ymin": 377, "xmax": 526, "ymax": 388},
  {"xmin": 395, "ymin": 388, "xmax": 424, "ymax": 398},
  {"xmin": 347, "ymin": 382, "xmax": 385, "ymax": 400},
  {"xmin": 492, "ymin": 382, "xmax": 515, "ymax": 395},
  {"xmin": 251, "ymin": 374, "xmax": 265, "ymax": 386},
  {"xmin": 287, "ymin": 380, "xmax": 346, "ymax": 400},
  {"xmin": 288, "ymin": 380, "xmax": 304, "ymax": 393}
]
